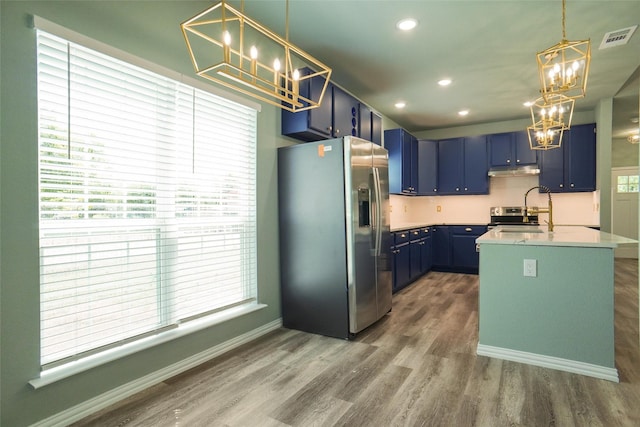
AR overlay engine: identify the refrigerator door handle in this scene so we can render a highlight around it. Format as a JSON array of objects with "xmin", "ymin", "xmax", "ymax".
[{"xmin": 373, "ymin": 167, "xmax": 383, "ymax": 256}]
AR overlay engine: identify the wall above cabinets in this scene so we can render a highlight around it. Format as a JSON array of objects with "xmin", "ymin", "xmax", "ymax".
[{"xmin": 281, "ymin": 68, "xmax": 382, "ymax": 144}]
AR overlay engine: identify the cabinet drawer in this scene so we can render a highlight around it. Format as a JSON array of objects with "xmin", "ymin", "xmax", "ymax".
[
  {"xmin": 409, "ymin": 229, "xmax": 421, "ymax": 242},
  {"xmin": 450, "ymin": 225, "xmax": 487, "ymax": 235},
  {"xmin": 394, "ymin": 231, "xmax": 410, "ymax": 245}
]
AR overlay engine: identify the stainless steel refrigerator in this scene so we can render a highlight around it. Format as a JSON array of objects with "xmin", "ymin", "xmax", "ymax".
[{"xmin": 278, "ymin": 136, "xmax": 392, "ymax": 339}]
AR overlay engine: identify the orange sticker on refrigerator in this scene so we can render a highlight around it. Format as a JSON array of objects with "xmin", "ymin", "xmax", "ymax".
[{"xmin": 318, "ymin": 144, "xmax": 325, "ymax": 157}]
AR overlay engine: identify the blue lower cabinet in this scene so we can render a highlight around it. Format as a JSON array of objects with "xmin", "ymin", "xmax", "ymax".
[
  {"xmin": 450, "ymin": 225, "xmax": 487, "ymax": 273},
  {"xmin": 432, "ymin": 225, "xmax": 451, "ymax": 268},
  {"xmin": 392, "ymin": 242, "xmax": 410, "ymax": 292},
  {"xmin": 409, "ymin": 229, "xmax": 422, "ymax": 280}
]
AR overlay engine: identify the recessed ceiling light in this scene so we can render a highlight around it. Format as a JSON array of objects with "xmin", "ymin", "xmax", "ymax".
[
  {"xmin": 438, "ymin": 79, "xmax": 452, "ymax": 87},
  {"xmin": 396, "ymin": 18, "xmax": 418, "ymax": 31},
  {"xmin": 631, "ymin": 117, "xmax": 639, "ymax": 124},
  {"xmin": 458, "ymin": 110, "xmax": 469, "ymax": 116},
  {"xmin": 523, "ymin": 101, "xmax": 534, "ymax": 107},
  {"xmin": 395, "ymin": 101, "xmax": 406, "ymax": 109}
]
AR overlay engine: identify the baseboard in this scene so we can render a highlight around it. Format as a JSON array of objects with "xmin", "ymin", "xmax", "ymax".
[
  {"xmin": 476, "ymin": 343, "xmax": 619, "ymax": 383},
  {"xmin": 33, "ymin": 318, "xmax": 283, "ymax": 427}
]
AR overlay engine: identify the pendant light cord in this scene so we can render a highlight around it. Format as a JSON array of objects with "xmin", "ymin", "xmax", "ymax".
[
  {"xmin": 286, "ymin": 0, "xmax": 289, "ymax": 41},
  {"xmin": 561, "ymin": 0, "xmax": 566, "ymax": 40}
]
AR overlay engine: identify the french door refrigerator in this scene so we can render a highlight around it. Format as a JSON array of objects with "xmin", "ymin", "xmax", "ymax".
[{"xmin": 278, "ymin": 136, "xmax": 392, "ymax": 339}]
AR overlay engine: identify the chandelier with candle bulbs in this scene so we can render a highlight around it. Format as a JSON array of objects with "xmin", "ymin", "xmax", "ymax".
[
  {"xmin": 528, "ymin": 0, "xmax": 590, "ymax": 150},
  {"xmin": 527, "ymin": 94, "xmax": 574, "ymax": 150},
  {"xmin": 181, "ymin": 0, "xmax": 331, "ymax": 112}
]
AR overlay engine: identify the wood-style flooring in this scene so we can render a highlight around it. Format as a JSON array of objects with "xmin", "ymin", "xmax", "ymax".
[{"xmin": 73, "ymin": 259, "xmax": 640, "ymax": 426}]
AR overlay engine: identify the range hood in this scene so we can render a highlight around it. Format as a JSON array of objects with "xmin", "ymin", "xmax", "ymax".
[{"xmin": 488, "ymin": 165, "xmax": 540, "ymax": 177}]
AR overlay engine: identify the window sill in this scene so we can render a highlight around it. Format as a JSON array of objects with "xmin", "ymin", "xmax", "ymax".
[{"xmin": 29, "ymin": 303, "xmax": 267, "ymax": 389}]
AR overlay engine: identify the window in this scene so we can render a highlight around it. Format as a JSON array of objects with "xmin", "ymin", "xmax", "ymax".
[
  {"xmin": 617, "ymin": 175, "xmax": 639, "ymax": 193},
  {"xmin": 37, "ymin": 30, "xmax": 258, "ymax": 369}
]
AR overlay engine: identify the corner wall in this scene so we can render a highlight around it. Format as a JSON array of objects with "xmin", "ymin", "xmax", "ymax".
[{"xmin": 0, "ymin": 2, "xmax": 284, "ymax": 425}]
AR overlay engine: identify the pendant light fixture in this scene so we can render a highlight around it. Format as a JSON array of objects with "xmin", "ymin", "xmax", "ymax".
[
  {"xmin": 527, "ymin": 94, "xmax": 574, "ymax": 150},
  {"xmin": 536, "ymin": 0, "xmax": 591, "ymax": 101},
  {"xmin": 181, "ymin": 0, "xmax": 332, "ymax": 112}
]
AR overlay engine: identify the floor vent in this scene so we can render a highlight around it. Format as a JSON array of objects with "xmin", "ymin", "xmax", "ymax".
[{"xmin": 599, "ymin": 25, "xmax": 637, "ymax": 49}]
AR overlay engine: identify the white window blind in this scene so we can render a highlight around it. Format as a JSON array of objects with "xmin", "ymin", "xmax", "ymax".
[{"xmin": 37, "ymin": 30, "xmax": 257, "ymax": 369}]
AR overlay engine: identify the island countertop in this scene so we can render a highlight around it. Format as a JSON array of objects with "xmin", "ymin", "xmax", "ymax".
[{"xmin": 476, "ymin": 225, "xmax": 637, "ymax": 249}]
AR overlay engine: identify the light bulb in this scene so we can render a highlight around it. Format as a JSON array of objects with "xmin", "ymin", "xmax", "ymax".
[
  {"xmin": 572, "ymin": 60, "xmax": 580, "ymax": 70},
  {"xmin": 293, "ymin": 69, "xmax": 300, "ymax": 81},
  {"xmin": 553, "ymin": 63, "xmax": 560, "ymax": 73},
  {"xmin": 273, "ymin": 58, "xmax": 281, "ymax": 72},
  {"xmin": 250, "ymin": 46, "xmax": 258, "ymax": 60},
  {"xmin": 223, "ymin": 31, "xmax": 231, "ymax": 46},
  {"xmin": 540, "ymin": 108, "xmax": 546, "ymax": 118}
]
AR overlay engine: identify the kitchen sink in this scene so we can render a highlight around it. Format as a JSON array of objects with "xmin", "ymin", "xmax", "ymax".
[{"xmin": 497, "ymin": 225, "xmax": 544, "ymax": 233}]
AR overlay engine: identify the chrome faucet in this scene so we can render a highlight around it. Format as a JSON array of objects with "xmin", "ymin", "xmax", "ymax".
[{"xmin": 524, "ymin": 185, "xmax": 553, "ymax": 232}]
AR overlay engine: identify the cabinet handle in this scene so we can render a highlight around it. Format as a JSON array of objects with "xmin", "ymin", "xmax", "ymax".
[
  {"xmin": 516, "ymin": 159, "xmax": 520, "ymax": 163},
  {"xmin": 465, "ymin": 228, "xmax": 472, "ymax": 232},
  {"xmin": 456, "ymin": 187, "xmax": 460, "ymax": 191},
  {"xmin": 434, "ymin": 188, "xmax": 437, "ymax": 192},
  {"xmin": 570, "ymin": 183, "xmax": 574, "ymax": 188},
  {"xmin": 506, "ymin": 159, "xmax": 511, "ymax": 163},
  {"xmin": 559, "ymin": 184, "xmax": 564, "ymax": 188},
  {"xmin": 464, "ymin": 187, "xmax": 468, "ymax": 191}
]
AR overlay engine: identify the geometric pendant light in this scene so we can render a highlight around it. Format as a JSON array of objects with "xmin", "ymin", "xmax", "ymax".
[{"xmin": 181, "ymin": 0, "xmax": 332, "ymax": 112}]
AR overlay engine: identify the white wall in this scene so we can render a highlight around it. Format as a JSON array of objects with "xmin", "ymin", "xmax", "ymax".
[{"xmin": 390, "ymin": 175, "xmax": 599, "ymax": 229}]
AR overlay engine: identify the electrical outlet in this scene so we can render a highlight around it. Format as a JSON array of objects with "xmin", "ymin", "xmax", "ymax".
[
  {"xmin": 524, "ymin": 259, "xmax": 537, "ymax": 277},
  {"xmin": 437, "ymin": 205, "xmax": 442, "ymax": 212}
]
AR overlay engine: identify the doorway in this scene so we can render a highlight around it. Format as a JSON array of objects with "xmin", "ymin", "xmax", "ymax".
[{"xmin": 612, "ymin": 166, "xmax": 639, "ymax": 258}]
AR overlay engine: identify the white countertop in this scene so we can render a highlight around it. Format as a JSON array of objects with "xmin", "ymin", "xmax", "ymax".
[{"xmin": 476, "ymin": 225, "xmax": 637, "ymax": 248}]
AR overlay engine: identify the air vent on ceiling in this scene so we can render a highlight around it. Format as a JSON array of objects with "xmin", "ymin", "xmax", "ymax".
[{"xmin": 599, "ymin": 25, "xmax": 638, "ymax": 49}]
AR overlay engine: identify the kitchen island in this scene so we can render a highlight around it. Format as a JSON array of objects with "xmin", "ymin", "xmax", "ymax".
[{"xmin": 475, "ymin": 226, "xmax": 636, "ymax": 382}]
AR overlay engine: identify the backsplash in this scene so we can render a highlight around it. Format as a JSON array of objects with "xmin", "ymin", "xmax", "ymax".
[{"xmin": 390, "ymin": 175, "xmax": 600, "ymax": 227}]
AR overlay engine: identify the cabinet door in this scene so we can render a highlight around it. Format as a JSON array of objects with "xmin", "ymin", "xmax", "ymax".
[
  {"xmin": 410, "ymin": 238, "xmax": 422, "ymax": 280},
  {"xmin": 437, "ymin": 138, "xmax": 463, "ymax": 194},
  {"xmin": 404, "ymin": 132, "xmax": 418, "ymax": 194},
  {"xmin": 332, "ymin": 86, "xmax": 359, "ymax": 138},
  {"xmin": 392, "ymin": 243, "xmax": 411, "ymax": 292},
  {"xmin": 358, "ymin": 103, "xmax": 372, "ymax": 141},
  {"xmin": 488, "ymin": 132, "xmax": 513, "ymax": 167},
  {"xmin": 450, "ymin": 226, "xmax": 484, "ymax": 271},
  {"xmin": 418, "ymin": 139, "xmax": 438, "ymax": 195},
  {"xmin": 371, "ymin": 112, "xmax": 382, "ymax": 145},
  {"xmin": 539, "ymin": 145, "xmax": 565, "ymax": 191},
  {"xmin": 308, "ymin": 77, "xmax": 333, "ymax": 137},
  {"xmin": 566, "ymin": 123, "xmax": 596, "ymax": 192},
  {"xmin": 463, "ymin": 135, "xmax": 488, "ymax": 194},
  {"xmin": 514, "ymin": 130, "xmax": 537, "ymax": 165},
  {"xmin": 432, "ymin": 226, "xmax": 451, "ymax": 267},
  {"xmin": 420, "ymin": 235, "xmax": 433, "ymax": 273}
]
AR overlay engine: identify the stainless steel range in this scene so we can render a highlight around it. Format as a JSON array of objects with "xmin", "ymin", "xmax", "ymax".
[{"xmin": 488, "ymin": 206, "xmax": 539, "ymax": 229}]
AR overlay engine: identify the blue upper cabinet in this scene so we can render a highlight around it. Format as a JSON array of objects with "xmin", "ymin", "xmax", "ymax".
[
  {"xmin": 539, "ymin": 123, "xmax": 596, "ymax": 192},
  {"xmin": 281, "ymin": 68, "xmax": 332, "ymax": 141},
  {"xmin": 437, "ymin": 136, "xmax": 488, "ymax": 195},
  {"xmin": 464, "ymin": 135, "xmax": 489, "ymax": 194},
  {"xmin": 489, "ymin": 131, "xmax": 537, "ymax": 167},
  {"xmin": 332, "ymin": 86, "xmax": 359, "ymax": 138},
  {"xmin": 514, "ymin": 130, "xmax": 538, "ymax": 165},
  {"xmin": 386, "ymin": 128, "xmax": 418, "ymax": 195},
  {"xmin": 282, "ymin": 68, "xmax": 381, "ymax": 143},
  {"xmin": 418, "ymin": 139, "xmax": 438, "ymax": 195},
  {"xmin": 371, "ymin": 112, "xmax": 382, "ymax": 145},
  {"xmin": 358, "ymin": 103, "xmax": 372, "ymax": 141},
  {"xmin": 438, "ymin": 138, "xmax": 464, "ymax": 194}
]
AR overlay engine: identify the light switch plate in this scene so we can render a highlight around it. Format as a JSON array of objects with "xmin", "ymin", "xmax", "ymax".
[{"xmin": 524, "ymin": 259, "xmax": 537, "ymax": 277}]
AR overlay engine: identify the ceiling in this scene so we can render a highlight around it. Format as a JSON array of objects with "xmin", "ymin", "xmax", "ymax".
[{"xmin": 236, "ymin": 0, "xmax": 639, "ymax": 139}]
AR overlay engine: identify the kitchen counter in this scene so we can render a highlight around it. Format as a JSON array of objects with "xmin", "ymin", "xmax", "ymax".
[
  {"xmin": 477, "ymin": 225, "xmax": 636, "ymax": 248},
  {"xmin": 391, "ymin": 222, "xmax": 487, "ymax": 232},
  {"xmin": 475, "ymin": 226, "xmax": 635, "ymax": 382}
]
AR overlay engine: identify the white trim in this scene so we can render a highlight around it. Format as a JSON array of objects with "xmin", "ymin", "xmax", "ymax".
[
  {"xmin": 30, "ymin": 304, "xmax": 268, "ymax": 389},
  {"xmin": 31, "ymin": 15, "xmax": 262, "ymax": 112},
  {"xmin": 477, "ymin": 343, "xmax": 619, "ymax": 383},
  {"xmin": 31, "ymin": 318, "xmax": 283, "ymax": 427}
]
